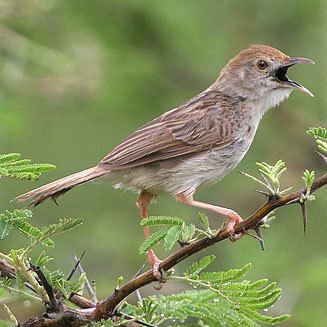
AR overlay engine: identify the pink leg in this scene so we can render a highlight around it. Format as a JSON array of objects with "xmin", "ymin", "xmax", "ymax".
[
  {"xmin": 176, "ymin": 193, "xmax": 243, "ymax": 239},
  {"xmin": 136, "ymin": 191, "xmax": 162, "ymax": 279}
]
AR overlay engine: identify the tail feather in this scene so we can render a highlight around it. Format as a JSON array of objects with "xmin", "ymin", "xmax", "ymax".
[{"xmin": 15, "ymin": 166, "xmax": 109, "ymax": 206}]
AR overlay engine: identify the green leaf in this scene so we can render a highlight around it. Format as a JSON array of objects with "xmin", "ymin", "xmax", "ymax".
[
  {"xmin": 164, "ymin": 225, "xmax": 182, "ymax": 251},
  {"xmin": 14, "ymin": 219, "xmax": 54, "ymax": 247},
  {"xmin": 116, "ymin": 275, "xmax": 124, "ymax": 289},
  {"xmin": 302, "ymin": 170, "xmax": 315, "ymax": 189},
  {"xmin": 185, "ymin": 255, "xmax": 216, "ymax": 277},
  {"xmin": 0, "ymin": 219, "xmax": 11, "ymax": 239},
  {"xmin": 0, "ymin": 153, "xmax": 21, "ymax": 164},
  {"xmin": 198, "ymin": 213, "xmax": 209, "ymax": 229},
  {"xmin": 307, "ymin": 127, "xmax": 327, "ymax": 139},
  {"xmin": 0, "ymin": 153, "xmax": 56, "ymax": 180},
  {"xmin": 42, "ymin": 218, "xmax": 83, "ymax": 239},
  {"xmin": 156, "ymin": 262, "xmax": 289, "ymax": 326},
  {"xmin": 140, "ymin": 216, "xmax": 184, "ymax": 227},
  {"xmin": 181, "ymin": 223, "xmax": 196, "ymax": 241},
  {"xmin": 198, "ymin": 263, "xmax": 251, "ymax": 284},
  {"xmin": 36, "ymin": 250, "xmax": 53, "ymax": 267},
  {"xmin": 307, "ymin": 127, "xmax": 327, "ymax": 156},
  {"xmin": 138, "ymin": 228, "xmax": 169, "ymax": 254}
]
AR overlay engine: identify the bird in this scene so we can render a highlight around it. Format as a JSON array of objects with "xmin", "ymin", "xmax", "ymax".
[{"xmin": 16, "ymin": 44, "xmax": 314, "ymax": 279}]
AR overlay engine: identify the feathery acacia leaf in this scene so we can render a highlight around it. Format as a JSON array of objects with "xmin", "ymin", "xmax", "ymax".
[
  {"xmin": 164, "ymin": 225, "xmax": 182, "ymax": 251},
  {"xmin": 0, "ymin": 153, "xmax": 55, "ymax": 180},
  {"xmin": 307, "ymin": 127, "xmax": 327, "ymax": 156},
  {"xmin": 181, "ymin": 223, "xmax": 196, "ymax": 241},
  {"xmin": 138, "ymin": 228, "xmax": 169, "ymax": 254},
  {"xmin": 127, "ymin": 260, "xmax": 290, "ymax": 326},
  {"xmin": 140, "ymin": 216, "xmax": 184, "ymax": 227},
  {"xmin": 185, "ymin": 255, "xmax": 216, "ymax": 277}
]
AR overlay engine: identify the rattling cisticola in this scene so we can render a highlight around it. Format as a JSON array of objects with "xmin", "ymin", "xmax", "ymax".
[{"xmin": 16, "ymin": 45, "xmax": 314, "ymax": 279}]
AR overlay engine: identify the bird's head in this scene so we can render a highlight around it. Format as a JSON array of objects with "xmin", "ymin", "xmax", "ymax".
[{"xmin": 216, "ymin": 45, "xmax": 314, "ymax": 111}]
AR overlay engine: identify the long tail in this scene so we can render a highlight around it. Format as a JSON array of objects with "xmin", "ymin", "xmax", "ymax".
[{"xmin": 15, "ymin": 166, "xmax": 109, "ymax": 206}]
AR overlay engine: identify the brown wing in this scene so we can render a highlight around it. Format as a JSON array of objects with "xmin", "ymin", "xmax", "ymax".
[{"xmin": 99, "ymin": 91, "xmax": 235, "ymax": 169}]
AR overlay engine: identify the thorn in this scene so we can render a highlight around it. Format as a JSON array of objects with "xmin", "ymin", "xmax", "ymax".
[
  {"xmin": 178, "ymin": 240, "xmax": 190, "ymax": 247},
  {"xmin": 132, "ymin": 261, "xmax": 147, "ymax": 303},
  {"xmin": 285, "ymin": 198, "xmax": 299, "ymax": 205},
  {"xmin": 67, "ymin": 251, "xmax": 85, "ymax": 281},
  {"xmin": 244, "ymin": 228, "xmax": 265, "ymax": 250},
  {"xmin": 261, "ymin": 173, "xmax": 270, "ymax": 186},
  {"xmin": 315, "ymin": 150, "xmax": 327, "ymax": 164},
  {"xmin": 133, "ymin": 261, "xmax": 147, "ymax": 279},
  {"xmin": 254, "ymin": 227, "xmax": 265, "ymax": 250},
  {"xmin": 73, "ymin": 253, "xmax": 97, "ymax": 303},
  {"xmin": 254, "ymin": 189, "xmax": 271, "ymax": 198},
  {"xmin": 300, "ymin": 202, "xmax": 308, "ymax": 234}
]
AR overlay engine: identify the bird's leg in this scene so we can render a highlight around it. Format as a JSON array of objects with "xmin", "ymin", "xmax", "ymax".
[
  {"xmin": 176, "ymin": 193, "xmax": 244, "ymax": 239},
  {"xmin": 136, "ymin": 191, "xmax": 162, "ymax": 280}
]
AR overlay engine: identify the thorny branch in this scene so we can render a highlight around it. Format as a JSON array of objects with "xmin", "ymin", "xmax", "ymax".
[{"xmin": 1, "ymin": 173, "xmax": 326, "ymax": 326}]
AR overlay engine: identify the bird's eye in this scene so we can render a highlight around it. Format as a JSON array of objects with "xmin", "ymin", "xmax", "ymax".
[{"xmin": 257, "ymin": 60, "xmax": 268, "ymax": 70}]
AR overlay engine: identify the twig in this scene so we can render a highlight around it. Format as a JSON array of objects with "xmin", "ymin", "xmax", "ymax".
[
  {"xmin": 5, "ymin": 172, "xmax": 325, "ymax": 326},
  {"xmin": 94, "ymin": 173, "xmax": 327, "ymax": 319}
]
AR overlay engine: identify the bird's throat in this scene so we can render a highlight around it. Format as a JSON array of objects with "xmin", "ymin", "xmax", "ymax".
[{"xmin": 260, "ymin": 88, "xmax": 292, "ymax": 114}]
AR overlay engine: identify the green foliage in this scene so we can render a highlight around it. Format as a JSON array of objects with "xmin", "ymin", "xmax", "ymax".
[
  {"xmin": 123, "ymin": 257, "xmax": 289, "ymax": 326},
  {"xmin": 116, "ymin": 275, "xmax": 124, "ymax": 289},
  {"xmin": 198, "ymin": 212, "xmax": 210, "ymax": 229},
  {"xmin": 0, "ymin": 209, "xmax": 53, "ymax": 246},
  {"xmin": 140, "ymin": 216, "xmax": 184, "ymax": 227},
  {"xmin": 0, "ymin": 153, "xmax": 55, "ymax": 180},
  {"xmin": 240, "ymin": 160, "xmax": 292, "ymax": 197},
  {"xmin": 138, "ymin": 228, "xmax": 169, "ymax": 254},
  {"xmin": 302, "ymin": 170, "xmax": 315, "ymax": 189},
  {"xmin": 0, "ymin": 149, "xmax": 308, "ymax": 325},
  {"xmin": 0, "ymin": 208, "xmax": 82, "ymax": 255},
  {"xmin": 139, "ymin": 216, "xmax": 199, "ymax": 254},
  {"xmin": 0, "ymin": 153, "xmax": 83, "ymax": 320},
  {"xmin": 307, "ymin": 127, "xmax": 327, "ymax": 159},
  {"xmin": 185, "ymin": 255, "xmax": 216, "ymax": 277},
  {"xmin": 164, "ymin": 225, "xmax": 183, "ymax": 251},
  {"xmin": 35, "ymin": 250, "xmax": 53, "ymax": 267},
  {"xmin": 300, "ymin": 170, "xmax": 316, "ymax": 203},
  {"xmin": 46, "ymin": 269, "xmax": 83, "ymax": 298},
  {"xmin": 307, "ymin": 127, "xmax": 327, "ymax": 139},
  {"xmin": 181, "ymin": 223, "xmax": 196, "ymax": 242}
]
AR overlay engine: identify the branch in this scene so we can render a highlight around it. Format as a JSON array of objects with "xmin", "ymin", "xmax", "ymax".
[
  {"xmin": 1, "ymin": 173, "xmax": 325, "ymax": 326},
  {"xmin": 94, "ymin": 173, "xmax": 327, "ymax": 319}
]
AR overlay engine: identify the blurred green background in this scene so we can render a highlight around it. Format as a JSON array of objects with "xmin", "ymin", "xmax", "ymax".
[{"xmin": 0, "ymin": 0, "xmax": 326, "ymax": 325}]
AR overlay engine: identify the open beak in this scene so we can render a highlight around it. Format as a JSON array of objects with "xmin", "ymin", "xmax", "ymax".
[{"xmin": 273, "ymin": 57, "xmax": 315, "ymax": 97}]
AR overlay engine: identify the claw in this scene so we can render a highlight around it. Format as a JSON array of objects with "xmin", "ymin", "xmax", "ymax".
[
  {"xmin": 147, "ymin": 250, "xmax": 164, "ymax": 282},
  {"xmin": 226, "ymin": 210, "xmax": 244, "ymax": 241}
]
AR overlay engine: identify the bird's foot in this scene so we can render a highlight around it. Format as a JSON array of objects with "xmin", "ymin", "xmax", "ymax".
[
  {"xmin": 225, "ymin": 210, "xmax": 244, "ymax": 241},
  {"xmin": 147, "ymin": 250, "xmax": 164, "ymax": 282}
]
